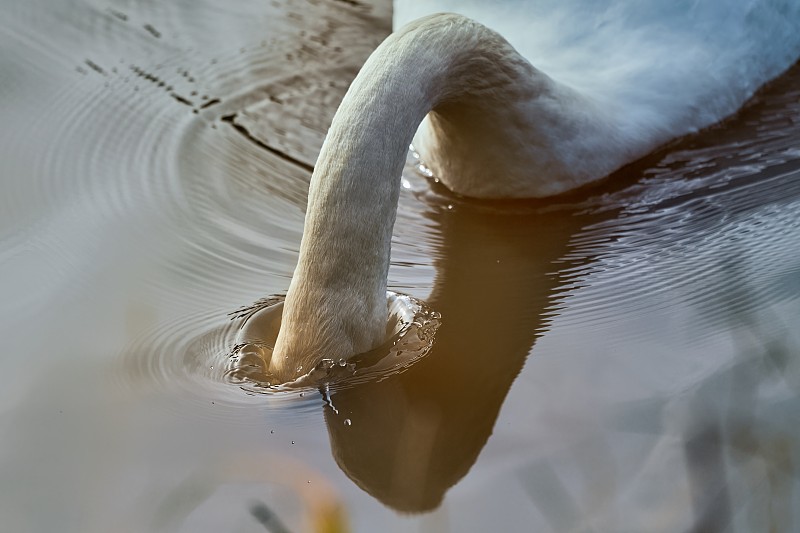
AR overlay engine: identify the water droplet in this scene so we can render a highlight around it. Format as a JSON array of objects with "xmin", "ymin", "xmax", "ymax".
[
  {"xmin": 296, "ymin": 365, "xmax": 303, "ymax": 373},
  {"xmin": 344, "ymin": 419, "xmax": 352, "ymax": 426},
  {"xmin": 291, "ymin": 440, "xmax": 295, "ymax": 445},
  {"xmin": 270, "ymin": 430, "xmax": 274, "ymax": 434}
]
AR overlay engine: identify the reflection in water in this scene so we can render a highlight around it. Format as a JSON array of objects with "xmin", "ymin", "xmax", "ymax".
[
  {"xmin": 250, "ymin": 502, "xmax": 293, "ymax": 533},
  {"xmin": 324, "ymin": 200, "xmax": 604, "ymax": 511},
  {"xmin": 226, "ymin": 292, "xmax": 440, "ymax": 388}
]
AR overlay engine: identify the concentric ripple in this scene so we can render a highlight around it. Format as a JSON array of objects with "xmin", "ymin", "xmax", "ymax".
[{"xmin": 120, "ymin": 291, "xmax": 440, "ymax": 402}]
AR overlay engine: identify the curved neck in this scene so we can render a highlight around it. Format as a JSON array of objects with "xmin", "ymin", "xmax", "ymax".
[{"xmin": 270, "ymin": 14, "xmax": 553, "ymax": 379}]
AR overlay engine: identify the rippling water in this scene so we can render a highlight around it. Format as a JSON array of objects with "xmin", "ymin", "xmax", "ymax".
[{"xmin": 2, "ymin": 0, "xmax": 799, "ymax": 531}]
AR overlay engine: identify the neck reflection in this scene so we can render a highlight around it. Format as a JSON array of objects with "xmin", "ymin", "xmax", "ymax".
[{"xmin": 322, "ymin": 193, "xmax": 610, "ymax": 512}]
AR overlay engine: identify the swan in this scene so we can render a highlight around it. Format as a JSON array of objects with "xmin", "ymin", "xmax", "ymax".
[{"xmin": 266, "ymin": 1, "xmax": 800, "ymax": 381}]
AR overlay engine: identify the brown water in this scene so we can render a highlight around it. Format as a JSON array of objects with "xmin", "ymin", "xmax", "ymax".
[{"xmin": 2, "ymin": 1, "xmax": 800, "ymax": 531}]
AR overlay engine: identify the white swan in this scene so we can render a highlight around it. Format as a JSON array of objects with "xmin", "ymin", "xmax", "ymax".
[{"xmin": 268, "ymin": 2, "xmax": 800, "ymax": 380}]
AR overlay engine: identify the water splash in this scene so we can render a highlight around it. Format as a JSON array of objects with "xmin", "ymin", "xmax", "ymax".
[{"xmin": 225, "ymin": 291, "xmax": 441, "ymax": 392}]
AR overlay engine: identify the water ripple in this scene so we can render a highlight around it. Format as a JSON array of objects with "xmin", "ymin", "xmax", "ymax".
[
  {"xmin": 547, "ymin": 63, "xmax": 800, "ymax": 338},
  {"xmin": 118, "ymin": 292, "xmax": 441, "ymax": 413}
]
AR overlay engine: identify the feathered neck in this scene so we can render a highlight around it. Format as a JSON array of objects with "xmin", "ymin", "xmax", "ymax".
[{"xmin": 269, "ymin": 13, "xmax": 642, "ymax": 380}]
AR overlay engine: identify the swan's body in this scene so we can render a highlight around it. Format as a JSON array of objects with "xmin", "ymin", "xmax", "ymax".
[{"xmin": 268, "ymin": 3, "xmax": 800, "ymax": 380}]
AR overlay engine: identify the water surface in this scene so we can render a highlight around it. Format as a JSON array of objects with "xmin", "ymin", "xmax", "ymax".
[{"xmin": 2, "ymin": 1, "xmax": 799, "ymax": 531}]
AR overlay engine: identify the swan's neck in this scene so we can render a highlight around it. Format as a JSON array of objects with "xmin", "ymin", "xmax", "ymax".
[{"xmin": 269, "ymin": 14, "xmax": 634, "ymax": 380}]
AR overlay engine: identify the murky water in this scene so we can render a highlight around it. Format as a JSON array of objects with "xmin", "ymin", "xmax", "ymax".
[{"xmin": 2, "ymin": 1, "xmax": 799, "ymax": 531}]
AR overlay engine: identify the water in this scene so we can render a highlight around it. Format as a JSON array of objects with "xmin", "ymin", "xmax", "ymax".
[
  {"xmin": 225, "ymin": 292, "xmax": 440, "ymax": 389},
  {"xmin": 2, "ymin": 0, "xmax": 799, "ymax": 531}
]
